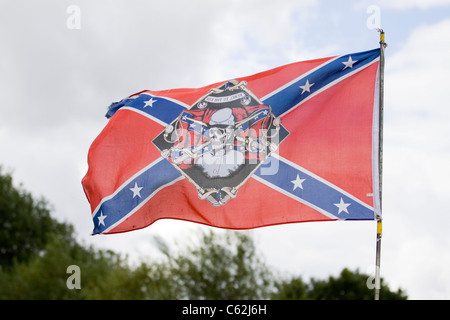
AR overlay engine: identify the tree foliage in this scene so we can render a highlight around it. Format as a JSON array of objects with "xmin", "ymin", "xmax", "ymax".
[
  {"xmin": 0, "ymin": 168, "xmax": 407, "ymax": 300},
  {"xmin": 0, "ymin": 168, "xmax": 73, "ymax": 268},
  {"xmin": 159, "ymin": 230, "xmax": 274, "ymax": 299},
  {"xmin": 272, "ymin": 268, "xmax": 407, "ymax": 300}
]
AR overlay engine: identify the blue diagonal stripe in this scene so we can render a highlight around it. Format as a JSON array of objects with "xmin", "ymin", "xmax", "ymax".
[
  {"xmin": 262, "ymin": 48, "xmax": 380, "ymax": 117},
  {"xmin": 106, "ymin": 93, "xmax": 187, "ymax": 125},
  {"xmin": 92, "ymin": 158, "xmax": 183, "ymax": 234},
  {"xmin": 254, "ymin": 156, "xmax": 375, "ymax": 220}
]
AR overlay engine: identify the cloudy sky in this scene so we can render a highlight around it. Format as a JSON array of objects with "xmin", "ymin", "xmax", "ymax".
[{"xmin": 1, "ymin": 0, "xmax": 450, "ymax": 299}]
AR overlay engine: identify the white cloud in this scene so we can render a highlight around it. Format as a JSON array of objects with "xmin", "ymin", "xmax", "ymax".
[
  {"xmin": 385, "ymin": 18, "xmax": 450, "ymax": 178},
  {"xmin": 378, "ymin": 0, "xmax": 450, "ymax": 9},
  {"xmin": 381, "ymin": 18, "xmax": 450, "ymax": 299}
]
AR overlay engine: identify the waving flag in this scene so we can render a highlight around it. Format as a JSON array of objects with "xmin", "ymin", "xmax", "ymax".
[{"xmin": 82, "ymin": 48, "xmax": 381, "ymax": 235}]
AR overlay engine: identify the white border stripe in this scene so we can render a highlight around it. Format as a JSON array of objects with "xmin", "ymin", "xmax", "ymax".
[
  {"xmin": 372, "ymin": 65, "xmax": 381, "ymax": 217},
  {"xmin": 92, "ymin": 157, "xmax": 166, "ymax": 217},
  {"xmin": 133, "ymin": 92, "xmax": 191, "ymax": 109},
  {"xmin": 260, "ymin": 56, "xmax": 342, "ymax": 102},
  {"xmin": 252, "ymin": 174, "xmax": 338, "ymax": 219},
  {"xmin": 103, "ymin": 175, "xmax": 185, "ymax": 233},
  {"xmin": 278, "ymin": 57, "xmax": 380, "ymax": 118},
  {"xmin": 264, "ymin": 153, "xmax": 374, "ymax": 211}
]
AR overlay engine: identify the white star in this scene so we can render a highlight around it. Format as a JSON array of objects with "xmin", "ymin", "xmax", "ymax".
[
  {"xmin": 299, "ymin": 79, "xmax": 315, "ymax": 94},
  {"xmin": 143, "ymin": 97, "xmax": 157, "ymax": 108},
  {"xmin": 342, "ymin": 56, "xmax": 358, "ymax": 70},
  {"xmin": 129, "ymin": 182, "xmax": 143, "ymax": 198},
  {"xmin": 334, "ymin": 198, "xmax": 351, "ymax": 214},
  {"xmin": 291, "ymin": 174, "xmax": 306, "ymax": 191},
  {"xmin": 98, "ymin": 211, "xmax": 107, "ymax": 226}
]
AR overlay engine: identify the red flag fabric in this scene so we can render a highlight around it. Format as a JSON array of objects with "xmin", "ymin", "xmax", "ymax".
[{"xmin": 82, "ymin": 48, "xmax": 381, "ymax": 235}]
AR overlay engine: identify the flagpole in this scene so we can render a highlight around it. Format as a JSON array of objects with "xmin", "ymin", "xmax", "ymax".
[{"xmin": 374, "ymin": 29, "xmax": 386, "ymax": 301}]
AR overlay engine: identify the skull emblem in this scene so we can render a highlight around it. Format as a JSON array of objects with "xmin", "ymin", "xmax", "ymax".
[{"xmin": 152, "ymin": 80, "xmax": 288, "ymax": 206}]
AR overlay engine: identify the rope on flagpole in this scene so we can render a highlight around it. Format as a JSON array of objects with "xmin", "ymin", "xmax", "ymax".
[{"xmin": 374, "ymin": 28, "xmax": 386, "ymax": 301}]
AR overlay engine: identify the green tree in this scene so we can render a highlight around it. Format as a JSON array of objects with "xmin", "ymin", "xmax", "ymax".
[
  {"xmin": 83, "ymin": 255, "xmax": 175, "ymax": 300},
  {"xmin": 272, "ymin": 268, "xmax": 407, "ymax": 300},
  {"xmin": 0, "ymin": 168, "xmax": 72, "ymax": 268},
  {"xmin": 0, "ymin": 167, "xmax": 174, "ymax": 300},
  {"xmin": 1, "ymin": 236, "xmax": 86, "ymax": 299},
  {"xmin": 308, "ymin": 268, "xmax": 407, "ymax": 300},
  {"xmin": 273, "ymin": 276, "xmax": 309, "ymax": 300},
  {"xmin": 159, "ymin": 230, "xmax": 274, "ymax": 299}
]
